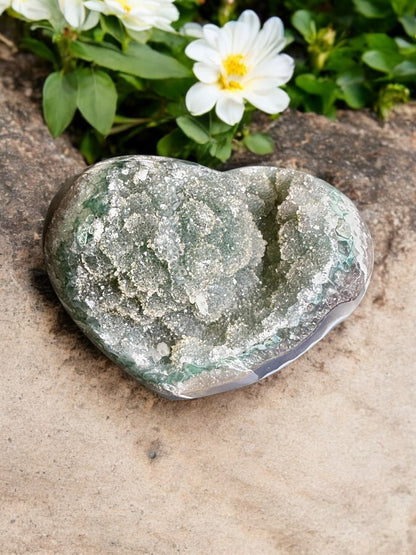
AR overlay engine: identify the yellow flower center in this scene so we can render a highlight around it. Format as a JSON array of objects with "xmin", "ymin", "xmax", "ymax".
[
  {"xmin": 219, "ymin": 76, "xmax": 244, "ymax": 91},
  {"xmin": 220, "ymin": 54, "xmax": 247, "ymax": 91},
  {"xmin": 116, "ymin": 0, "xmax": 131, "ymax": 12},
  {"xmin": 223, "ymin": 54, "xmax": 247, "ymax": 77}
]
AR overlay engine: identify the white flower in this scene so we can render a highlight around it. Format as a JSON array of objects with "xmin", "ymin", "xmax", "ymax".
[
  {"xmin": 0, "ymin": 0, "xmax": 9, "ymax": 16},
  {"xmin": 58, "ymin": 0, "xmax": 100, "ymax": 30},
  {"xmin": 180, "ymin": 21, "xmax": 203, "ymax": 39},
  {"xmin": 185, "ymin": 10, "xmax": 295, "ymax": 126},
  {"xmin": 83, "ymin": 0, "xmax": 179, "ymax": 32},
  {"xmin": 0, "ymin": 0, "xmax": 52, "ymax": 20}
]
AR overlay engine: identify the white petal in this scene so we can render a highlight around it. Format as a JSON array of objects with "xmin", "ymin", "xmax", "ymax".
[
  {"xmin": 12, "ymin": 0, "xmax": 51, "ymax": 20},
  {"xmin": 244, "ymin": 87, "xmax": 290, "ymax": 114},
  {"xmin": 265, "ymin": 17, "xmax": 285, "ymax": 39},
  {"xmin": 202, "ymin": 23, "xmax": 221, "ymax": 48},
  {"xmin": 249, "ymin": 54, "xmax": 294, "ymax": 86},
  {"xmin": 59, "ymin": 0, "xmax": 84, "ymax": 28},
  {"xmin": 81, "ymin": 9, "xmax": 100, "ymax": 29},
  {"xmin": 84, "ymin": 1, "xmax": 106, "ymax": 13},
  {"xmin": 0, "ymin": 0, "xmax": 11, "ymax": 15},
  {"xmin": 106, "ymin": 0, "xmax": 130, "ymax": 14},
  {"xmin": 215, "ymin": 94, "xmax": 245, "ymax": 125},
  {"xmin": 217, "ymin": 24, "xmax": 233, "ymax": 58},
  {"xmin": 181, "ymin": 22, "xmax": 203, "ymax": 38},
  {"xmin": 124, "ymin": 28, "xmax": 150, "ymax": 42},
  {"xmin": 185, "ymin": 40, "xmax": 221, "ymax": 64},
  {"xmin": 238, "ymin": 9, "xmax": 260, "ymax": 29},
  {"xmin": 250, "ymin": 17, "xmax": 286, "ymax": 64},
  {"xmin": 193, "ymin": 62, "xmax": 219, "ymax": 84},
  {"xmin": 233, "ymin": 10, "xmax": 260, "ymax": 54},
  {"xmin": 122, "ymin": 18, "xmax": 150, "ymax": 32},
  {"xmin": 86, "ymin": 0, "xmax": 176, "ymax": 31},
  {"xmin": 260, "ymin": 17, "xmax": 285, "ymax": 49},
  {"xmin": 150, "ymin": 3, "xmax": 178, "ymax": 24},
  {"xmin": 114, "ymin": 0, "xmax": 178, "ymax": 31},
  {"xmin": 186, "ymin": 83, "xmax": 219, "ymax": 116}
]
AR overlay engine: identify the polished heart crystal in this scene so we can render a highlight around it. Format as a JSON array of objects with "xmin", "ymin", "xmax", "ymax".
[{"xmin": 43, "ymin": 156, "xmax": 373, "ymax": 399}]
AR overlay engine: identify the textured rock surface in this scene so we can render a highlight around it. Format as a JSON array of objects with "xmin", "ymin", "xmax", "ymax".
[
  {"xmin": 1, "ymin": 44, "xmax": 416, "ymax": 553},
  {"xmin": 44, "ymin": 157, "xmax": 372, "ymax": 398}
]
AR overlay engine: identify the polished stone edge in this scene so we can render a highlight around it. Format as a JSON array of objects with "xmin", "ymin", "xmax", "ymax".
[
  {"xmin": 43, "ymin": 173, "xmax": 84, "ymax": 247},
  {"xmin": 148, "ymin": 289, "xmax": 368, "ymax": 400}
]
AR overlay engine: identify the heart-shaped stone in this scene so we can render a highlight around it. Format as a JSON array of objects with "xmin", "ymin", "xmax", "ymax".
[{"xmin": 44, "ymin": 156, "xmax": 373, "ymax": 399}]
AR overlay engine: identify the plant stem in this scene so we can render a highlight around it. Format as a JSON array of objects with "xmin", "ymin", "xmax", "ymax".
[
  {"xmin": 108, "ymin": 119, "xmax": 151, "ymax": 135},
  {"xmin": 218, "ymin": 0, "xmax": 238, "ymax": 25},
  {"xmin": 55, "ymin": 31, "xmax": 78, "ymax": 74},
  {"xmin": 0, "ymin": 32, "xmax": 17, "ymax": 52}
]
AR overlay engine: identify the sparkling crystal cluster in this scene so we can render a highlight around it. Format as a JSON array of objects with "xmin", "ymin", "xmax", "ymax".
[{"xmin": 44, "ymin": 156, "xmax": 373, "ymax": 399}]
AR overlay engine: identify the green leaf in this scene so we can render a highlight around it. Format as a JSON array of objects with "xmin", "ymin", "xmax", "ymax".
[
  {"xmin": 70, "ymin": 41, "xmax": 190, "ymax": 79},
  {"xmin": 295, "ymin": 73, "xmax": 329, "ymax": 94},
  {"xmin": 210, "ymin": 120, "xmax": 233, "ymax": 135},
  {"xmin": 80, "ymin": 130, "xmax": 103, "ymax": 164},
  {"xmin": 340, "ymin": 84, "xmax": 368, "ymax": 108},
  {"xmin": 210, "ymin": 137, "xmax": 232, "ymax": 162},
  {"xmin": 117, "ymin": 73, "xmax": 146, "ymax": 92},
  {"xmin": 326, "ymin": 46, "xmax": 361, "ymax": 72},
  {"xmin": 396, "ymin": 37, "xmax": 416, "ymax": 55},
  {"xmin": 152, "ymin": 78, "xmax": 194, "ymax": 100},
  {"xmin": 295, "ymin": 74, "xmax": 339, "ymax": 116},
  {"xmin": 336, "ymin": 69, "xmax": 367, "ymax": 108},
  {"xmin": 99, "ymin": 14, "xmax": 127, "ymax": 45},
  {"xmin": 243, "ymin": 133, "xmax": 274, "ymax": 155},
  {"xmin": 92, "ymin": 26, "xmax": 106, "ymax": 43},
  {"xmin": 126, "ymin": 43, "xmax": 191, "ymax": 78},
  {"xmin": 392, "ymin": 0, "xmax": 416, "ymax": 16},
  {"xmin": 292, "ymin": 10, "xmax": 316, "ymax": 42},
  {"xmin": 400, "ymin": 15, "xmax": 416, "ymax": 37},
  {"xmin": 375, "ymin": 83, "xmax": 410, "ymax": 119},
  {"xmin": 353, "ymin": 0, "xmax": 392, "ymax": 18},
  {"xmin": 285, "ymin": 84, "xmax": 307, "ymax": 110},
  {"xmin": 362, "ymin": 49, "xmax": 403, "ymax": 73},
  {"xmin": 157, "ymin": 129, "xmax": 191, "ymax": 158},
  {"xmin": 124, "ymin": 29, "xmax": 152, "ymax": 44},
  {"xmin": 20, "ymin": 37, "xmax": 57, "ymax": 64},
  {"xmin": 176, "ymin": 116, "xmax": 210, "ymax": 144},
  {"xmin": 365, "ymin": 33, "xmax": 398, "ymax": 51},
  {"xmin": 393, "ymin": 59, "xmax": 416, "ymax": 78},
  {"xmin": 166, "ymin": 100, "xmax": 187, "ymax": 118},
  {"xmin": 216, "ymin": 143, "xmax": 232, "ymax": 162},
  {"xmin": 149, "ymin": 29, "xmax": 188, "ymax": 51},
  {"xmin": 336, "ymin": 68, "xmax": 365, "ymax": 87},
  {"xmin": 76, "ymin": 68, "xmax": 117, "ymax": 135},
  {"xmin": 42, "ymin": 72, "xmax": 77, "ymax": 137},
  {"xmin": 284, "ymin": 29, "xmax": 296, "ymax": 47}
]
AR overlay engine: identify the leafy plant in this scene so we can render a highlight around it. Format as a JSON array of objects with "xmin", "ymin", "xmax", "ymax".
[
  {"xmin": 1, "ymin": 0, "xmax": 415, "ymax": 167},
  {"xmin": 285, "ymin": 0, "xmax": 415, "ymax": 119},
  {"xmin": 1, "ymin": 1, "xmax": 296, "ymax": 165}
]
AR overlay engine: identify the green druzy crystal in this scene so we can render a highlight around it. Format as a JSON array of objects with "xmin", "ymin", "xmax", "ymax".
[{"xmin": 44, "ymin": 156, "xmax": 373, "ymax": 399}]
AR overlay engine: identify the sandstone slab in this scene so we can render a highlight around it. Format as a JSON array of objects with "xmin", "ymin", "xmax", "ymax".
[{"xmin": 1, "ymin": 46, "xmax": 415, "ymax": 553}]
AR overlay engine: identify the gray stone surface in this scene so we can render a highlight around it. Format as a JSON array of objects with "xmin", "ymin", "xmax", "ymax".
[
  {"xmin": 43, "ymin": 157, "xmax": 372, "ymax": 399},
  {"xmin": 1, "ymin": 46, "xmax": 416, "ymax": 553}
]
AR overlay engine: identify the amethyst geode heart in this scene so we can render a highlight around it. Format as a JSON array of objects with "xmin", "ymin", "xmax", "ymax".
[{"xmin": 44, "ymin": 156, "xmax": 373, "ymax": 399}]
